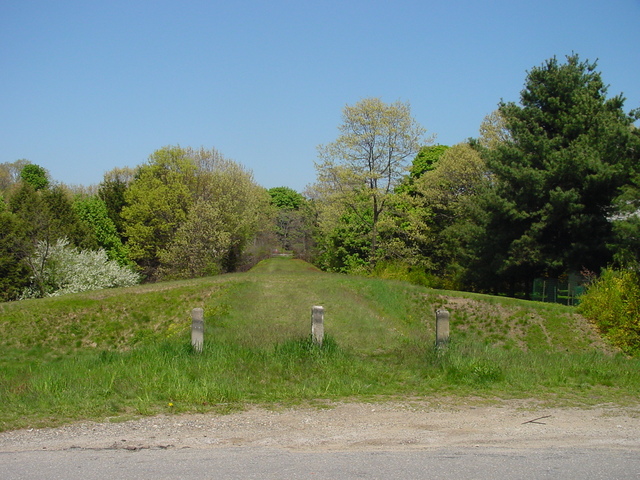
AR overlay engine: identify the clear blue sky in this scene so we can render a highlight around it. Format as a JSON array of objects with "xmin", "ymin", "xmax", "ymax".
[{"xmin": 2, "ymin": 0, "xmax": 639, "ymax": 192}]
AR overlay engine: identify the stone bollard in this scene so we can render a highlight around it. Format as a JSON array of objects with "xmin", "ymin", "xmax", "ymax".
[
  {"xmin": 311, "ymin": 306, "xmax": 324, "ymax": 347},
  {"xmin": 191, "ymin": 308, "xmax": 204, "ymax": 353},
  {"xmin": 435, "ymin": 308, "xmax": 450, "ymax": 347}
]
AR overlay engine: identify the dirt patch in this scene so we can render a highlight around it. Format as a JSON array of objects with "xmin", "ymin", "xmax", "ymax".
[{"xmin": 1, "ymin": 400, "xmax": 639, "ymax": 452}]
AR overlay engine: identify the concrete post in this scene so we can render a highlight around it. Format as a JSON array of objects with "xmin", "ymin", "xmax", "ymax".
[
  {"xmin": 311, "ymin": 306, "xmax": 324, "ymax": 347},
  {"xmin": 435, "ymin": 308, "xmax": 450, "ymax": 347},
  {"xmin": 191, "ymin": 308, "xmax": 204, "ymax": 353}
]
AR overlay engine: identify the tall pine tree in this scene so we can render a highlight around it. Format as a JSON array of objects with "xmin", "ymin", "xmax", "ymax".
[{"xmin": 469, "ymin": 54, "xmax": 639, "ymax": 294}]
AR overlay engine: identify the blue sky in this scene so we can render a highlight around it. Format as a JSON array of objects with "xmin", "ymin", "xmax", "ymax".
[{"xmin": 1, "ymin": 0, "xmax": 639, "ymax": 192}]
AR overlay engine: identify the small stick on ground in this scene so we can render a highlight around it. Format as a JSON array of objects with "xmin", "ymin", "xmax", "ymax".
[{"xmin": 522, "ymin": 415, "xmax": 551, "ymax": 425}]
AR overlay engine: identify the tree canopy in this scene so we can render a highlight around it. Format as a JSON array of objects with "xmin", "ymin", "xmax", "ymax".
[
  {"xmin": 19, "ymin": 164, "xmax": 49, "ymax": 191},
  {"xmin": 315, "ymin": 97, "xmax": 427, "ymax": 263},
  {"xmin": 468, "ymin": 54, "xmax": 640, "ymax": 293}
]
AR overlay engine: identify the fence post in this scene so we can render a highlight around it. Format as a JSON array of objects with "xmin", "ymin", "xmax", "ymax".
[
  {"xmin": 191, "ymin": 308, "xmax": 204, "ymax": 353},
  {"xmin": 311, "ymin": 306, "xmax": 324, "ymax": 347},
  {"xmin": 435, "ymin": 308, "xmax": 450, "ymax": 347}
]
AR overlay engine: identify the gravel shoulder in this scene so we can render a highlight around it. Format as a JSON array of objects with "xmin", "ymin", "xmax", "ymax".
[{"xmin": 1, "ymin": 400, "xmax": 639, "ymax": 453}]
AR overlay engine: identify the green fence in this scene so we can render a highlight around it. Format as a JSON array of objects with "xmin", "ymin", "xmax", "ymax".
[{"xmin": 531, "ymin": 275, "xmax": 586, "ymax": 306}]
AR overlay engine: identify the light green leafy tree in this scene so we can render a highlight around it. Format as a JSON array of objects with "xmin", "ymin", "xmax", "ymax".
[
  {"xmin": 158, "ymin": 199, "xmax": 233, "ymax": 278},
  {"xmin": 159, "ymin": 153, "xmax": 269, "ymax": 278},
  {"xmin": 414, "ymin": 143, "xmax": 488, "ymax": 222},
  {"xmin": 315, "ymin": 97, "xmax": 428, "ymax": 264},
  {"xmin": 409, "ymin": 145, "xmax": 450, "ymax": 179},
  {"xmin": 268, "ymin": 187, "xmax": 315, "ymax": 256},
  {"xmin": 478, "ymin": 110, "xmax": 511, "ymax": 151},
  {"xmin": 412, "ymin": 143, "xmax": 489, "ymax": 284},
  {"xmin": 121, "ymin": 146, "xmax": 196, "ymax": 279},
  {"xmin": 375, "ymin": 143, "xmax": 487, "ymax": 286}
]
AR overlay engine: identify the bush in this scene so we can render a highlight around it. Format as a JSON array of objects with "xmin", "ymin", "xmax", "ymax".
[
  {"xmin": 22, "ymin": 238, "xmax": 141, "ymax": 298},
  {"xmin": 370, "ymin": 260, "xmax": 443, "ymax": 288},
  {"xmin": 578, "ymin": 269, "xmax": 640, "ymax": 356}
]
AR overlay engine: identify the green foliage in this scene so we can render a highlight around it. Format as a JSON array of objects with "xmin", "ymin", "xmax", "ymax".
[
  {"xmin": 98, "ymin": 166, "xmax": 136, "ymax": 235},
  {"xmin": 579, "ymin": 269, "xmax": 640, "ymax": 355},
  {"xmin": 19, "ymin": 164, "xmax": 49, "ymax": 190},
  {"xmin": 315, "ymin": 206, "xmax": 372, "ymax": 273},
  {"xmin": 478, "ymin": 110, "xmax": 510, "ymax": 150},
  {"xmin": 409, "ymin": 144, "xmax": 450, "ymax": 179},
  {"xmin": 315, "ymin": 98, "xmax": 427, "ymax": 262},
  {"xmin": 121, "ymin": 146, "xmax": 196, "ymax": 278},
  {"xmin": 266, "ymin": 187, "xmax": 316, "ymax": 257},
  {"xmin": 268, "ymin": 186, "xmax": 304, "ymax": 210},
  {"xmin": 395, "ymin": 144, "xmax": 450, "ymax": 196},
  {"xmin": 159, "ymin": 199, "xmax": 231, "ymax": 278},
  {"xmin": 370, "ymin": 260, "xmax": 438, "ymax": 287},
  {"xmin": 0, "ymin": 201, "xmax": 30, "ymax": 301},
  {"xmin": 378, "ymin": 143, "xmax": 487, "ymax": 287},
  {"xmin": 73, "ymin": 196, "xmax": 131, "ymax": 266},
  {"xmin": 610, "ymin": 173, "xmax": 640, "ymax": 267},
  {"xmin": 7, "ymin": 183, "xmax": 97, "ymax": 296},
  {"xmin": 160, "ymin": 154, "xmax": 270, "ymax": 277},
  {"xmin": 40, "ymin": 186, "xmax": 97, "ymax": 249},
  {"xmin": 0, "ymin": 159, "xmax": 30, "ymax": 193},
  {"xmin": 120, "ymin": 145, "xmax": 270, "ymax": 280},
  {"xmin": 467, "ymin": 54, "xmax": 640, "ymax": 293}
]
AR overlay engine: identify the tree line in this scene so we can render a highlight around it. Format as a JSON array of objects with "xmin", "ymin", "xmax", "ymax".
[
  {"xmin": 310, "ymin": 54, "xmax": 639, "ymax": 299},
  {"xmin": 0, "ymin": 147, "xmax": 313, "ymax": 301},
  {"xmin": 1, "ymin": 53, "xmax": 638, "ymax": 304}
]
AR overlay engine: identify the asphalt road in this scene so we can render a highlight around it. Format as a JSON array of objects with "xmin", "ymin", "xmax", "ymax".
[{"xmin": 2, "ymin": 446, "xmax": 639, "ymax": 480}]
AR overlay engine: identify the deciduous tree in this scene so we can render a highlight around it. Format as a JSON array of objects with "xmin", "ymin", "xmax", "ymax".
[
  {"xmin": 20, "ymin": 164, "xmax": 49, "ymax": 190},
  {"xmin": 158, "ymin": 154, "xmax": 268, "ymax": 278},
  {"xmin": 268, "ymin": 187, "xmax": 314, "ymax": 255},
  {"xmin": 315, "ymin": 98, "xmax": 427, "ymax": 263},
  {"xmin": 98, "ymin": 166, "xmax": 136, "ymax": 235},
  {"xmin": 0, "ymin": 159, "xmax": 30, "ymax": 194},
  {"xmin": 73, "ymin": 196, "xmax": 131, "ymax": 266},
  {"xmin": 121, "ymin": 146, "xmax": 195, "ymax": 278},
  {"xmin": 478, "ymin": 110, "xmax": 511, "ymax": 151}
]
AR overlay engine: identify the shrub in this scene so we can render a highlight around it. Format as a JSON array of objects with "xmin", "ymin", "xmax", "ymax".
[
  {"xmin": 578, "ymin": 269, "xmax": 640, "ymax": 356},
  {"xmin": 22, "ymin": 238, "xmax": 140, "ymax": 298},
  {"xmin": 370, "ymin": 260, "xmax": 443, "ymax": 288}
]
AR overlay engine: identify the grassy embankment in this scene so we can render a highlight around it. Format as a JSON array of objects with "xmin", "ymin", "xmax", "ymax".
[{"xmin": 1, "ymin": 257, "xmax": 639, "ymax": 431}]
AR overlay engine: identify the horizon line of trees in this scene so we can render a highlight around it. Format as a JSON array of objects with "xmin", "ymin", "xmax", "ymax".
[
  {"xmin": 308, "ymin": 54, "xmax": 639, "ymax": 299},
  {"xmin": 0, "ymin": 147, "xmax": 316, "ymax": 301},
  {"xmin": 1, "ymin": 53, "xmax": 639, "ymax": 305}
]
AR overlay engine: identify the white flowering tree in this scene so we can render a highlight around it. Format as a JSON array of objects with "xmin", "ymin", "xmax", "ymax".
[{"xmin": 22, "ymin": 238, "xmax": 140, "ymax": 298}]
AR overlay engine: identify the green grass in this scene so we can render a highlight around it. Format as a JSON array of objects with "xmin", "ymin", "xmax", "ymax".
[{"xmin": 1, "ymin": 257, "xmax": 639, "ymax": 432}]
